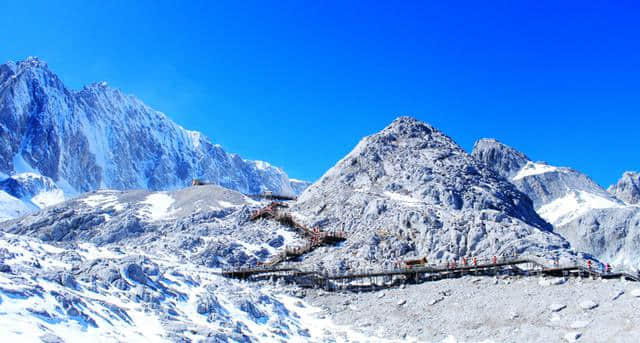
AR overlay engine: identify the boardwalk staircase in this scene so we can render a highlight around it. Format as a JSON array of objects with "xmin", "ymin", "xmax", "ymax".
[{"xmin": 250, "ymin": 202, "xmax": 346, "ymax": 266}]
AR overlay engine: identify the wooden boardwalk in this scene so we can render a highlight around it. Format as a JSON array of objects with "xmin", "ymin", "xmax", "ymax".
[
  {"xmin": 222, "ymin": 255, "xmax": 639, "ymax": 291},
  {"xmin": 241, "ymin": 201, "xmax": 638, "ymax": 291},
  {"xmin": 250, "ymin": 202, "xmax": 346, "ymax": 266}
]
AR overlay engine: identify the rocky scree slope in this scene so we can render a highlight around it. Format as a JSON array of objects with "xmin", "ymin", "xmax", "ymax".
[
  {"xmin": 292, "ymin": 117, "xmax": 571, "ymax": 271},
  {"xmin": 0, "ymin": 57, "xmax": 305, "ymax": 220},
  {"xmin": 473, "ymin": 139, "xmax": 640, "ymax": 267}
]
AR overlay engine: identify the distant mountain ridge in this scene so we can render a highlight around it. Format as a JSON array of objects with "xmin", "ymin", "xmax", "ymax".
[
  {"xmin": 0, "ymin": 57, "xmax": 308, "ymax": 219},
  {"xmin": 473, "ymin": 138, "xmax": 640, "ymax": 266},
  {"xmin": 472, "ymin": 138, "xmax": 624, "ymax": 226}
]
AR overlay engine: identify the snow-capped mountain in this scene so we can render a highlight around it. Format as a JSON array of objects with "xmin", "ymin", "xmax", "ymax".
[
  {"xmin": 293, "ymin": 117, "xmax": 571, "ymax": 269},
  {"xmin": 608, "ymin": 171, "xmax": 640, "ymax": 205},
  {"xmin": 472, "ymin": 138, "xmax": 624, "ymax": 227},
  {"xmin": 0, "ymin": 57, "xmax": 307, "ymax": 219},
  {"xmin": 0, "ymin": 172, "xmax": 64, "ymax": 221},
  {"xmin": 473, "ymin": 138, "xmax": 640, "ymax": 267},
  {"xmin": 289, "ymin": 178, "xmax": 312, "ymax": 196}
]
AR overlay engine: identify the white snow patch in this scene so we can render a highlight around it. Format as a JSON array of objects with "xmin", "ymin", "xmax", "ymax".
[
  {"xmin": 76, "ymin": 242, "xmax": 123, "ymax": 260},
  {"xmin": 217, "ymin": 200, "xmax": 235, "ymax": 208},
  {"xmin": 186, "ymin": 130, "xmax": 203, "ymax": 149},
  {"xmin": 0, "ymin": 190, "xmax": 36, "ymax": 222},
  {"xmin": 81, "ymin": 193, "xmax": 124, "ymax": 212},
  {"xmin": 253, "ymin": 160, "xmax": 271, "ymax": 171},
  {"xmin": 383, "ymin": 191, "xmax": 422, "ymax": 206},
  {"xmin": 570, "ymin": 319, "xmax": 591, "ymax": 329},
  {"xmin": 538, "ymin": 190, "xmax": 624, "ymax": 226},
  {"xmin": 139, "ymin": 193, "xmax": 176, "ymax": 221},
  {"xmin": 564, "ymin": 331, "xmax": 582, "ymax": 342},
  {"xmin": 513, "ymin": 161, "xmax": 561, "ymax": 180},
  {"xmin": 31, "ymin": 189, "xmax": 65, "ymax": 208},
  {"xmin": 1, "ymin": 173, "xmax": 67, "ymax": 210}
]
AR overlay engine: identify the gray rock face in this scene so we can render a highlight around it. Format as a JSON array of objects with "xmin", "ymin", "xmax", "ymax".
[
  {"xmin": 0, "ymin": 57, "xmax": 300, "ymax": 199},
  {"xmin": 556, "ymin": 206, "xmax": 640, "ymax": 266},
  {"xmin": 472, "ymin": 138, "xmax": 530, "ymax": 179},
  {"xmin": 0, "ymin": 173, "xmax": 60, "ymax": 200},
  {"xmin": 608, "ymin": 172, "xmax": 640, "ymax": 205},
  {"xmin": 293, "ymin": 117, "xmax": 570, "ymax": 269}
]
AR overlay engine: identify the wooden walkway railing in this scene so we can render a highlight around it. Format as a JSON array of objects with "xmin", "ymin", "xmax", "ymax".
[
  {"xmin": 222, "ymin": 254, "xmax": 639, "ymax": 291},
  {"xmin": 250, "ymin": 202, "xmax": 347, "ymax": 266}
]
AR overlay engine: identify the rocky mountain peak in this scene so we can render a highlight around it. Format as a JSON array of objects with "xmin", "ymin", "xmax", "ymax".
[
  {"xmin": 383, "ymin": 115, "xmax": 435, "ymax": 135},
  {"xmin": 295, "ymin": 117, "xmax": 566, "ymax": 268},
  {"xmin": 14, "ymin": 56, "xmax": 58, "ymax": 81},
  {"xmin": 608, "ymin": 171, "xmax": 640, "ymax": 205},
  {"xmin": 472, "ymin": 138, "xmax": 530, "ymax": 178},
  {"xmin": 305, "ymin": 117, "xmax": 546, "ymax": 223},
  {"xmin": 21, "ymin": 56, "xmax": 48, "ymax": 68}
]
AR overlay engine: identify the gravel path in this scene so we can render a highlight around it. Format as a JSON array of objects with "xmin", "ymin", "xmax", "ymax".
[{"xmin": 305, "ymin": 275, "xmax": 640, "ymax": 342}]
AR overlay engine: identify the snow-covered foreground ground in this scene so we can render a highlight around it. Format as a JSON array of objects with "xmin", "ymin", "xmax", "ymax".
[
  {"xmin": 0, "ymin": 232, "xmax": 380, "ymax": 342},
  {"xmin": 9, "ymin": 222, "xmax": 638, "ymax": 343},
  {"xmin": 307, "ymin": 275, "xmax": 640, "ymax": 343}
]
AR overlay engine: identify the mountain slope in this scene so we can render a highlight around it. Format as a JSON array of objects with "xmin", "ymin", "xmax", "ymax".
[
  {"xmin": 608, "ymin": 171, "xmax": 640, "ymax": 205},
  {"xmin": 555, "ymin": 207, "xmax": 640, "ymax": 266},
  {"xmin": 473, "ymin": 138, "xmax": 640, "ymax": 267},
  {"xmin": 292, "ymin": 117, "xmax": 570, "ymax": 269},
  {"xmin": 0, "ymin": 57, "xmax": 302, "ymax": 203},
  {"xmin": 472, "ymin": 138, "xmax": 624, "ymax": 227}
]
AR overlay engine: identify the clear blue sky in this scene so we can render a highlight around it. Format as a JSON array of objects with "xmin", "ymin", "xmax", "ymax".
[{"xmin": 1, "ymin": 1, "xmax": 638, "ymax": 186}]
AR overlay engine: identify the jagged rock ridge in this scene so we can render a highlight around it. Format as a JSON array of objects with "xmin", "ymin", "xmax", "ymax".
[
  {"xmin": 0, "ymin": 57, "xmax": 306, "ymax": 202},
  {"xmin": 472, "ymin": 138, "xmax": 530, "ymax": 179},
  {"xmin": 608, "ymin": 171, "xmax": 640, "ymax": 205}
]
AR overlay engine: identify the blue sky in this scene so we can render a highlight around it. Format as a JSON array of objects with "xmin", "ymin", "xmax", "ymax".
[{"xmin": 1, "ymin": 1, "xmax": 638, "ymax": 186}]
